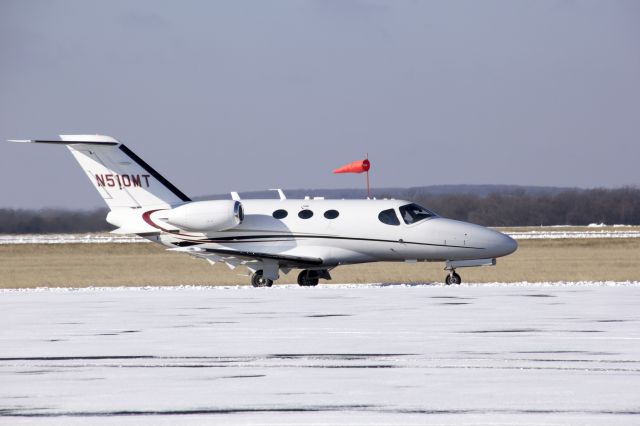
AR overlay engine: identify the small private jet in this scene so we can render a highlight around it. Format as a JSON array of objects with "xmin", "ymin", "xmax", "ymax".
[{"xmin": 12, "ymin": 135, "xmax": 517, "ymax": 286}]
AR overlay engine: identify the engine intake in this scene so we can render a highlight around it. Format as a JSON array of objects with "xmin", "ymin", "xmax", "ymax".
[{"xmin": 162, "ymin": 200, "xmax": 243, "ymax": 232}]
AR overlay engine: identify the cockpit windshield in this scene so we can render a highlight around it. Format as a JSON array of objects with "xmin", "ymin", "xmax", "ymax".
[{"xmin": 398, "ymin": 203, "xmax": 437, "ymax": 225}]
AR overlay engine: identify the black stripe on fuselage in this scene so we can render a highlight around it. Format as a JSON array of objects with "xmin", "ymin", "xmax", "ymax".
[
  {"xmin": 119, "ymin": 144, "xmax": 191, "ymax": 202},
  {"xmin": 171, "ymin": 234, "xmax": 485, "ymax": 250}
]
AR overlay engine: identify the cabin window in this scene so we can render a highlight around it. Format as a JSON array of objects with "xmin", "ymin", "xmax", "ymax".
[
  {"xmin": 272, "ymin": 209, "xmax": 288, "ymax": 219},
  {"xmin": 378, "ymin": 208, "xmax": 400, "ymax": 226},
  {"xmin": 324, "ymin": 209, "xmax": 339, "ymax": 219},
  {"xmin": 298, "ymin": 209, "xmax": 314, "ymax": 219},
  {"xmin": 399, "ymin": 203, "xmax": 436, "ymax": 225}
]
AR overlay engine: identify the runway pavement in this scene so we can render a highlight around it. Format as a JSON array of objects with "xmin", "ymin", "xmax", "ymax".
[{"xmin": 1, "ymin": 283, "xmax": 639, "ymax": 425}]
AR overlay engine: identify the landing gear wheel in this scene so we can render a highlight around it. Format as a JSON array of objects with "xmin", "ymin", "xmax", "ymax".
[
  {"xmin": 251, "ymin": 270, "xmax": 273, "ymax": 287},
  {"xmin": 445, "ymin": 271, "xmax": 462, "ymax": 285},
  {"xmin": 297, "ymin": 270, "xmax": 319, "ymax": 287}
]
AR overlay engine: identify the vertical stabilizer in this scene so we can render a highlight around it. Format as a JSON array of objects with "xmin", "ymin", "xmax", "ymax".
[{"xmin": 11, "ymin": 135, "xmax": 190, "ymax": 210}]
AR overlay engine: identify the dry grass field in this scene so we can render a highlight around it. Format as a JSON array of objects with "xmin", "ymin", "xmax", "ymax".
[{"xmin": 1, "ymin": 238, "xmax": 639, "ymax": 288}]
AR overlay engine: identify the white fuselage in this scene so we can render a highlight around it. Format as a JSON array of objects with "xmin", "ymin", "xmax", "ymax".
[{"xmin": 149, "ymin": 199, "xmax": 517, "ymax": 267}]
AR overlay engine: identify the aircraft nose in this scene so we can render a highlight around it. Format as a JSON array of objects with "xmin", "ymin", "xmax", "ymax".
[{"xmin": 490, "ymin": 231, "xmax": 518, "ymax": 258}]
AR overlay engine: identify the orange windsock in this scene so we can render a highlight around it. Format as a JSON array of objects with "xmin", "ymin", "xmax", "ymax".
[{"xmin": 333, "ymin": 159, "xmax": 370, "ymax": 174}]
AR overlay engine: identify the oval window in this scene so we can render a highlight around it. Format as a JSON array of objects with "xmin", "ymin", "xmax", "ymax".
[
  {"xmin": 378, "ymin": 208, "xmax": 400, "ymax": 226},
  {"xmin": 298, "ymin": 209, "xmax": 314, "ymax": 219},
  {"xmin": 272, "ymin": 209, "xmax": 288, "ymax": 219},
  {"xmin": 324, "ymin": 209, "xmax": 339, "ymax": 219}
]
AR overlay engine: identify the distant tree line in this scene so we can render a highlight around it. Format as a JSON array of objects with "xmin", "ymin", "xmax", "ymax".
[
  {"xmin": 408, "ymin": 187, "xmax": 640, "ymax": 226},
  {"xmin": 2, "ymin": 187, "xmax": 640, "ymax": 233},
  {"xmin": 0, "ymin": 208, "xmax": 111, "ymax": 233}
]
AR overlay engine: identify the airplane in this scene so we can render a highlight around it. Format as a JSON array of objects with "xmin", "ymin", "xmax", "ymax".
[{"xmin": 10, "ymin": 135, "xmax": 517, "ymax": 287}]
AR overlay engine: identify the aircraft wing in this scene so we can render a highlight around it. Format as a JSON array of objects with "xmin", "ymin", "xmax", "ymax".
[{"xmin": 169, "ymin": 246, "xmax": 324, "ymax": 269}]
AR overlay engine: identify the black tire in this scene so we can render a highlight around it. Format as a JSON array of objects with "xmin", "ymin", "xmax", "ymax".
[
  {"xmin": 251, "ymin": 270, "xmax": 273, "ymax": 287},
  {"xmin": 445, "ymin": 272, "xmax": 462, "ymax": 285},
  {"xmin": 297, "ymin": 270, "xmax": 319, "ymax": 287}
]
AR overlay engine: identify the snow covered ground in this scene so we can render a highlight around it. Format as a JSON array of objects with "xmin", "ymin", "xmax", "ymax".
[
  {"xmin": 1, "ymin": 283, "xmax": 639, "ymax": 425},
  {"xmin": 0, "ymin": 233, "xmax": 146, "ymax": 244},
  {"xmin": 507, "ymin": 229, "xmax": 640, "ymax": 239}
]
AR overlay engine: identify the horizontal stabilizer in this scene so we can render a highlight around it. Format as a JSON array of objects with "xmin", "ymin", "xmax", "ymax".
[{"xmin": 8, "ymin": 135, "xmax": 119, "ymax": 145}]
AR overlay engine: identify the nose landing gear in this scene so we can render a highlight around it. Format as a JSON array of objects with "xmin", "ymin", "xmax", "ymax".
[
  {"xmin": 443, "ymin": 258, "xmax": 497, "ymax": 285},
  {"xmin": 445, "ymin": 270, "xmax": 462, "ymax": 285}
]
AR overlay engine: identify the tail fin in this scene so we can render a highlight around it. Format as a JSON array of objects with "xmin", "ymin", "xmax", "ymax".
[{"xmin": 10, "ymin": 135, "xmax": 190, "ymax": 209}]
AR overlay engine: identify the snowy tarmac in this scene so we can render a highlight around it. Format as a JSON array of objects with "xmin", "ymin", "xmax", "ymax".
[{"xmin": 1, "ymin": 283, "xmax": 640, "ymax": 425}]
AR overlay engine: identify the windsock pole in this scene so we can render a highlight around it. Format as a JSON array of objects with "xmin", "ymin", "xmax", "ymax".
[{"xmin": 365, "ymin": 153, "xmax": 370, "ymax": 198}]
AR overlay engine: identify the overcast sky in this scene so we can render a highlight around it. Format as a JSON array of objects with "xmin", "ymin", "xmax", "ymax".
[{"xmin": 1, "ymin": 0, "xmax": 639, "ymax": 209}]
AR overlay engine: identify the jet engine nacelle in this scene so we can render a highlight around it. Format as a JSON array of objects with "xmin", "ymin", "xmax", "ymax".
[{"xmin": 163, "ymin": 200, "xmax": 244, "ymax": 232}]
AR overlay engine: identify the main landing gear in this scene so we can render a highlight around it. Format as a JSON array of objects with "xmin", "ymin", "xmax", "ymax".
[
  {"xmin": 297, "ymin": 269, "xmax": 332, "ymax": 287},
  {"xmin": 445, "ymin": 270, "xmax": 462, "ymax": 285},
  {"xmin": 251, "ymin": 270, "xmax": 273, "ymax": 287},
  {"xmin": 251, "ymin": 269, "xmax": 332, "ymax": 287},
  {"xmin": 297, "ymin": 270, "xmax": 319, "ymax": 287}
]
